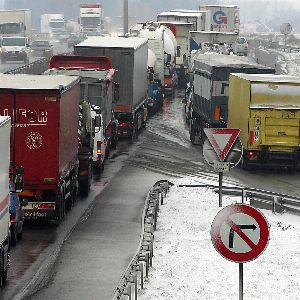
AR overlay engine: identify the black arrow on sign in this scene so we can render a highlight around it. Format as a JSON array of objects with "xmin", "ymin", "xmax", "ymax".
[{"xmin": 229, "ymin": 224, "xmax": 257, "ymax": 248}]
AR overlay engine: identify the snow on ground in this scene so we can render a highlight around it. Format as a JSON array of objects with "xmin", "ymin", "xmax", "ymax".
[{"xmin": 139, "ymin": 177, "xmax": 300, "ymax": 300}]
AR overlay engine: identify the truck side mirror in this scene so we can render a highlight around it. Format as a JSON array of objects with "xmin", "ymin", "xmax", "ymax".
[
  {"xmin": 176, "ymin": 46, "xmax": 181, "ymax": 58},
  {"xmin": 113, "ymin": 82, "xmax": 120, "ymax": 102}
]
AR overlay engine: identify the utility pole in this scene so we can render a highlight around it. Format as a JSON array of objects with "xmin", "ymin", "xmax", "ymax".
[{"xmin": 123, "ymin": 0, "xmax": 128, "ymax": 35}]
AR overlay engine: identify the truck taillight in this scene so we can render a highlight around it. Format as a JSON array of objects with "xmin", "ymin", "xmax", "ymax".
[
  {"xmin": 213, "ymin": 106, "xmax": 221, "ymax": 121},
  {"xmin": 97, "ymin": 141, "xmax": 102, "ymax": 154},
  {"xmin": 249, "ymin": 131, "xmax": 254, "ymax": 145},
  {"xmin": 10, "ymin": 213, "xmax": 16, "ymax": 221},
  {"xmin": 119, "ymin": 122, "xmax": 130, "ymax": 127}
]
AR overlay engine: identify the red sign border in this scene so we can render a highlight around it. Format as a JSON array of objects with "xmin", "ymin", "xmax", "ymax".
[
  {"xmin": 211, "ymin": 204, "xmax": 269, "ymax": 263},
  {"xmin": 204, "ymin": 128, "xmax": 240, "ymax": 161}
]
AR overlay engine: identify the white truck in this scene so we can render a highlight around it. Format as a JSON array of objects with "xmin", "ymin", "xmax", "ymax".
[
  {"xmin": 0, "ymin": 9, "xmax": 31, "ymax": 38},
  {"xmin": 199, "ymin": 5, "xmax": 240, "ymax": 33},
  {"xmin": 1, "ymin": 36, "xmax": 30, "ymax": 63},
  {"xmin": 41, "ymin": 14, "xmax": 65, "ymax": 40},
  {"xmin": 79, "ymin": 4, "xmax": 103, "ymax": 35},
  {"xmin": 0, "ymin": 116, "xmax": 11, "ymax": 287}
]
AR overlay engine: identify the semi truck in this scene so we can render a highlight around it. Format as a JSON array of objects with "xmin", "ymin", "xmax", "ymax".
[
  {"xmin": 41, "ymin": 14, "xmax": 65, "ymax": 40},
  {"xmin": 0, "ymin": 9, "xmax": 31, "ymax": 38},
  {"xmin": 130, "ymin": 22, "xmax": 176, "ymax": 96},
  {"xmin": 47, "ymin": 54, "xmax": 119, "ymax": 173},
  {"xmin": 0, "ymin": 74, "xmax": 93, "ymax": 223},
  {"xmin": 187, "ymin": 54, "xmax": 275, "ymax": 145},
  {"xmin": 0, "ymin": 116, "xmax": 11, "ymax": 287},
  {"xmin": 79, "ymin": 3, "xmax": 103, "ymax": 35},
  {"xmin": 228, "ymin": 74, "xmax": 300, "ymax": 169},
  {"xmin": 198, "ymin": 5, "xmax": 240, "ymax": 33},
  {"xmin": 74, "ymin": 36, "xmax": 148, "ymax": 138}
]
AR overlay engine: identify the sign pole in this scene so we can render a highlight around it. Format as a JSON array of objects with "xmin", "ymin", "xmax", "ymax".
[
  {"xmin": 219, "ymin": 172, "xmax": 222, "ymax": 207},
  {"xmin": 239, "ymin": 263, "xmax": 243, "ymax": 300}
]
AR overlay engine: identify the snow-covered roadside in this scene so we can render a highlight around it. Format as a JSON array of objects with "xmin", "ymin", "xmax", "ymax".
[{"xmin": 139, "ymin": 177, "xmax": 300, "ymax": 300}]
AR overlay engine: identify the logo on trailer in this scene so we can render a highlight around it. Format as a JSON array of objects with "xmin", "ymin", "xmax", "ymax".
[
  {"xmin": 25, "ymin": 132, "xmax": 43, "ymax": 150},
  {"xmin": 213, "ymin": 11, "xmax": 228, "ymax": 25}
]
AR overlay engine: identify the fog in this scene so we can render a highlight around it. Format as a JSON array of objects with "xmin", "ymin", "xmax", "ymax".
[{"xmin": 3, "ymin": 0, "xmax": 300, "ymax": 32}]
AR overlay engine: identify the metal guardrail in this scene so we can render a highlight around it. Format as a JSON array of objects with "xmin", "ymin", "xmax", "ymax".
[
  {"xmin": 110, "ymin": 180, "xmax": 173, "ymax": 300},
  {"xmin": 4, "ymin": 57, "xmax": 49, "ymax": 75},
  {"xmin": 111, "ymin": 180, "xmax": 300, "ymax": 299},
  {"xmin": 178, "ymin": 183, "xmax": 300, "ymax": 214}
]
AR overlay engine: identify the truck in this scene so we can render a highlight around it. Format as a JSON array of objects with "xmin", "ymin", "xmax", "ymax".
[
  {"xmin": 0, "ymin": 9, "xmax": 31, "ymax": 38},
  {"xmin": 0, "ymin": 36, "xmax": 30, "ymax": 63},
  {"xmin": 130, "ymin": 22, "xmax": 176, "ymax": 97},
  {"xmin": 0, "ymin": 116, "xmax": 11, "ymax": 287},
  {"xmin": 79, "ymin": 3, "xmax": 103, "ymax": 35},
  {"xmin": 74, "ymin": 36, "xmax": 148, "ymax": 138},
  {"xmin": 198, "ymin": 5, "xmax": 240, "ymax": 33},
  {"xmin": 187, "ymin": 54, "xmax": 275, "ymax": 145},
  {"xmin": 0, "ymin": 74, "xmax": 91, "ymax": 223},
  {"xmin": 41, "ymin": 14, "xmax": 65, "ymax": 40},
  {"xmin": 228, "ymin": 74, "xmax": 300, "ymax": 169},
  {"xmin": 47, "ymin": 54, "xmax": 119, "ymax": 173}
]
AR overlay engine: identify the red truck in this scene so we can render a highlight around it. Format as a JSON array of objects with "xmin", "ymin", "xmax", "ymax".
[
  {"xmin": 47, "ymin": 55, "xmax": 119, "ymax": 173},
  {"xmin": 0, "ymin": 74, "xmax": 83, "ymax": 223}
]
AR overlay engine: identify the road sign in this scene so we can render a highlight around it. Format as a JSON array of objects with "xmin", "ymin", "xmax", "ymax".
[
  {"xmin": 280, "ymin": 23, "xmax": 292, "ymax": 35},
  {"xmin": 204, "ymin": 128, "xmax": 240, "ymax": 161},
  {"xmin": 211, "ymin": 204, "xmax": 269, "ymax": 263}
]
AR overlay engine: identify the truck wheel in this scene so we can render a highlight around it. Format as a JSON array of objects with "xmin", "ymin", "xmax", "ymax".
[
  {"xmin": 111, "ymin": 137, "xmax": 118, "ymax": 150},
  {"xmin": 190, "ymin": 123, "xmax": 196, "ymax": 145},
  {"xmin": 55, "ymin": 191, "xmax": 65, "ymax": 224},
  {"xmin": 93, "ymin": 162, "xmax": 102, "ymax": 175},
  {"xmin": 79, "ymin": 180, "xmax": 90, "ymax": 197},
  {"xmin": 240, "ymin": 154, "xmax": 248, "ymax": 170},
  {"xmin": 10, "ymin": 227, "xmax": 17, "ymax": 246},
  {"xmin": 17, "ymin": 231, "xmax": 23, "ymax": 241}
]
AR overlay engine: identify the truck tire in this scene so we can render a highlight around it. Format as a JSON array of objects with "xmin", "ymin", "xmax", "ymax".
[
  {"xmin": 190, "ymin": 122, "xmax": 196, "ymax": 145},
  {"xmin": 0, "ymin": 250, "xmax": 8, "ymax": 287},
  {"xmin": 55, "ymin": 191, "xmax": 65, "ymax": 224},
  {"xmin": 111, "ymin": 136, "xmax": 118, "ymax": 150},
  {"xmin": 10, "ymin": 227, "xmax": 17, "ymax": 246},
  {"xmin": 93, "ymin": 161, "xmax": 102, "ymax": 175},
  {"xmin": 240, "ymin": 153, "xmax": 248, "ymax": 170}
]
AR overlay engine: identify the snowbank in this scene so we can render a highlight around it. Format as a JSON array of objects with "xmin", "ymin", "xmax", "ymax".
[{"xmin": 139, "ymin": 178, "xmax": 300, "ymax": 300}]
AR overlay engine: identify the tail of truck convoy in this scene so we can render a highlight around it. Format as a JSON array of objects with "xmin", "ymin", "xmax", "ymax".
[
  {"xmin": 0, "ymin": 74, "xmax": 85, "ymax": 223},
  {"xmin": 74, "ymin": 36, "xmax": 148, "ymax": 138},
  {"xmin": 79, "ymin": 3, "xmax": 103, "ymax": 35},
  {"xmin": 228, "ymin": 74, "xmax": 300, "ymax": 169},
  {"xmin": 47, "ymin": 54, "xmax": 119, "ymax": 173},
  {"xmin": 187, "ymin": 54, "xmax": 275, "ymax": 145},
  {"xmin": 0, "ymin": 116, "xmax": 11, "ymax": 286}
]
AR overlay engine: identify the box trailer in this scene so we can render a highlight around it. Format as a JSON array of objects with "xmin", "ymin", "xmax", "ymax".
[
  {"xmin": 0, "ymin": 74, "xmax": 81, "ymax": 222},
  {"xmin": 0, "ymin": 9, "xmax": 31, "ymax": 37},
  {"xmin": 74, "ymin": 36, "xmax": 148, "ymax": 138},
  {"xmin": 228, "ymin": 73, "xmax": 300, "ymax": 169},
  {"xmin": 0, "ymin": 116, "xmax": 11, "ymax": 286},
  {"xmin": 188, "ymin": 54, "xmax": 275, "ymax": 144}
]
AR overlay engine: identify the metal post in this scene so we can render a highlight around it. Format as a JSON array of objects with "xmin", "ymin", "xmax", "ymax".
[
  {"xmin": 123, "ymin": 0, "xmax": 129, "ymax": 35},
  {"xmin": 239, "ymin": 263, "xmax": 243, "ymax": 300},
  {"xmin": 219, "ymin": 172, "xmax": 223, "ymax": 207}
]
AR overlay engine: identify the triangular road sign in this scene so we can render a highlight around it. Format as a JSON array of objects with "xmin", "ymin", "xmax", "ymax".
[{"xmin": 204, "ymin": 128, "xmax": 240, "ymax": 161}]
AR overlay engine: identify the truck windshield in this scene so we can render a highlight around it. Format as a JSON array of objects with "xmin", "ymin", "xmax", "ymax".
[
  {"xmin": 49, "ymin": 21, "xmax": 64, "ymax": 29},
  {"xmin": 0, "ymin": 23, "xmax": 22, "ymax": 34},
  {"xmin": 81, "ymin": 17, "xmax": 100, "ymax": 27},
  {"xmin": 2, "ymin": 37, "xmax": 26, "ymax": 46},
  {"xmin": 32, "ymin": 40, "xmax": 50, "ymax": 47}
]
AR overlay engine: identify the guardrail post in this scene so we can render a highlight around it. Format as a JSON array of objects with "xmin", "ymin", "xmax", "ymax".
[
  {"xmin": 273, "ymin": 196, "xmax": 282, "ymax": 213},
  {"xmin": 122, "ymin": 284, "xmax": 131, "ymax": 300},
  {"xmin": 138, "ymin": 251, "xmax": 149, "ymax": 278}
]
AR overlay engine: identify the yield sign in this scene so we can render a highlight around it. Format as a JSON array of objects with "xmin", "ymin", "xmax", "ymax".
[
  {"xmin": 211, "ymin": 204, "xmax": 269, "ymax": 263},
  {"xmin": 204, "ymin": 128, "xmax": 240, "ymax": 161}
]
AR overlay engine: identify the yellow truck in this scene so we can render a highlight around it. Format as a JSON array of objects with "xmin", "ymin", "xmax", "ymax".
[{"xmin": 228, "ymin": 73, "xmax": 300, "ymax": 169}]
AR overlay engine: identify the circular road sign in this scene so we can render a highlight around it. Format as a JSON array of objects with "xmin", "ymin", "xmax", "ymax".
[
  {"xmin": 211, "ymin": 204, "xmax": 269, "ymax": 263},
  {"xmin": 280, "ymin": 23, "xmax": 292, "ymax": 35}
]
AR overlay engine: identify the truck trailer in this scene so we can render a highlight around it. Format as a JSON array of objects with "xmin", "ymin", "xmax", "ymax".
[
  {"xmin": 47, "ymin": 54, "xmax": 119, "ymax": 173},
  {"xmin": 0, "ymin": 74, "xmax": 84, "ymax": 222},
  {"xmin": 0, "ymin": 9, "xmax": 31, "ymax": 38},
  {"xmin": 74, "ymin": 36, "xmax": 148, "ymax": 138},
  {"xmin": 228, "ymin": 74, "xmax": 300, "ymax": 169},
  {"xmin": 188, "ymin": 54, "xmax": 275, "ymax": 144},
  {"xmin": 0, "ymin": 116, "xmax": 11, "ymax": 287},
  {"xmin": 199, "ymin": 5, "xmax": 240, "ymax": 33}
]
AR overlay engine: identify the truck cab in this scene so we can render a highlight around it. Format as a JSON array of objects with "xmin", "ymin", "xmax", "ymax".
[{"xmin": 1, "ymin": 36, "xmax": 29, "ymax": 63}]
